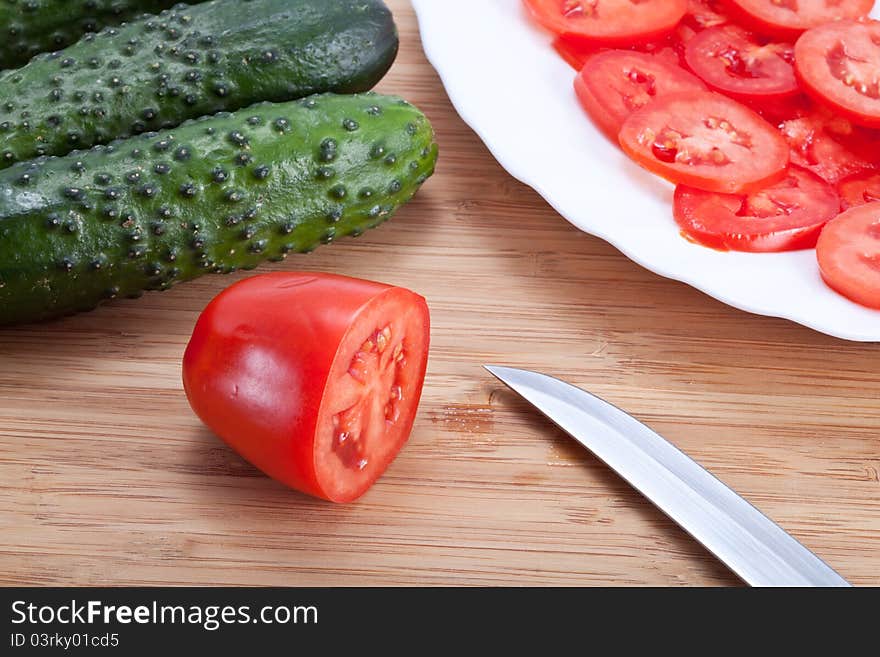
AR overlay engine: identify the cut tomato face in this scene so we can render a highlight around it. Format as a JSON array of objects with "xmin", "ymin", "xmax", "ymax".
[
  {"xmin": 817, "ymin": 203, "xmax": 880, "ymax": 309},
  {"xmin": 685, "ymin": 26, "xmax": 799, "ymax": 104},
  {"xmin": 722, "ymin": 0, "xmax": 875, "ymax": 39},
  {"xmin": 574, "ymin": 50, "xmax": 707, "ymax": 139},
  {"xmin": 779, "ymin": 110, "xmax": 880, "ymax": 184},
  {"xmin": 795, "ymin": 20, "xmax": 880, "ymax": 129},
  {"xmin": 524, "ymin": 0, "xmax": 687, "ymax": 46},
  {"xmin": 618, "ymin": 91, "xmax": 789, "ymax": 193},
  {"xmin": 684, "ymin": 0, "xmax": 730, "ymax": 31},
  {"xmin": 673, "ymin": 166, "xmax": 840, "ymax": 251},
  {"xmin": 182, "ymin": 272, "xmax": 431, "ymax": 503},
  {"xmin": 838, "ymin": 170, "xmax": 880, "ymax": 209}
]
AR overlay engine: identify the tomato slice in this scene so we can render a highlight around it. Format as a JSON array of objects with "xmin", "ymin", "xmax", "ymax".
[
  {"xmin": 684, "ymin": 26, "xmax": 799, "ymax": 104},
  {"xmin": 684, "ymin": 0, "xmax": 730, "ymax": 30},
  {"xmin": 523, "ymin": 0, "xmax": 687, "ymax": 46},
  {"xmin": 618, "ymin": 91, "xmax": 789, "ymax": 193},
  {"xmin": 722, "ymin": 0, "xmax": 875, "ymax": 40},
  {"xmin": 554, "ymin": 35, "xmax": 596, "ymax": 70},
  {"xmin": 779, "ymin": 110, "xmax": 880, "ymax": 184},
  {"xmin": 838, "ymin": 170, "xmax": 880, "ymax": 209},
  {"xmin": 553, "ymin": 34, "xmax": 680, "ymax": 70},
  {"xmin": 182, "ymin": 272, "xmax": 431, "ymax": 503},
  {"xmin": 752, "ymin": 92, "xmax": 811, "ymax": 122},
  {"xmin": 673, "ymin": 166, "xmax": 840, "ymax": 251},
  {"xmin": 795, "ymin": 20, "xmax": 880, "ymax": 129},
  {"xmin": 817, "ymin": 203, "xmax": 880, "ymax": 309},
  {"xmin": 574, "ymin": 50, "xmax": 707, "ymax": 140}
]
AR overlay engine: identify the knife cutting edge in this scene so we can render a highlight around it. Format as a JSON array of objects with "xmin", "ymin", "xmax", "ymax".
[{"xmin": 485, "ymin": 365, "xmax": 850, "ymax": 587}]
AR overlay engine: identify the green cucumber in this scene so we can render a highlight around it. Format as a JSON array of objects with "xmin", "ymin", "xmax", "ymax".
[
  {"xmin": 0, "ymin": 1, "xmax": 198, "ymax": 70},
  {"xmin": 0, "ymin": 92, "xmax": 438, "ymax": 326},
  {"xmin": 0, "ymin": 0, "xmax": 398, "ymax": 168}
]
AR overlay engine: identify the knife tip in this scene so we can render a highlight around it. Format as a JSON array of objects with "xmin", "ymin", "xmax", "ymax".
[{"xmin": 484, "ymin": 365, "xmax": 524, "ymax": 382}]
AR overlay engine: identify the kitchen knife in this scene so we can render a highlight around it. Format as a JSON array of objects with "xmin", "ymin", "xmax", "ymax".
[{"xmin": 485, "ymin": 365, "xmax": 850, "ymax": 587}]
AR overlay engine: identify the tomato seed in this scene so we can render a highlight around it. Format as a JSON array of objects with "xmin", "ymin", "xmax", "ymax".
[{"xmin": 652, "ymin": 140, "xmax": 679, "ymax": 163}]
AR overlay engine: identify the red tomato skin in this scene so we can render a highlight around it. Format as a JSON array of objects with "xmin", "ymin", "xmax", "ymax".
[
  {"xmin": 794, "ymin": 20, "xmax": 880, "ymax": 129},
  {"xmin": 182, "ymin": 272, "xmax": 430, "ymax": 503}
]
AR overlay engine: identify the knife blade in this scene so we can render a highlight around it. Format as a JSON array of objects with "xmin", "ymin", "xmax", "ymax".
[{"xmin": 485, "ymin": 365, "xmax": 850, "ymax": 587}]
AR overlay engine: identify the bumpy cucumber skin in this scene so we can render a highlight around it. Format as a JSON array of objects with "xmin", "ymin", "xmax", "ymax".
[
  {"xmin": 0, "ymin": 93, "xmax": 438, "ymax": 326},
  {"xmin": 0, "ymin": 0, "xmax": 399, "ymax": 168},
  {"xmin": 0, "ymin": 1, "xmax": 189, "ymax": 70}
]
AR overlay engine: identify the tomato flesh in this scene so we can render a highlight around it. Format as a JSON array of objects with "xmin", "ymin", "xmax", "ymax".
[
  {"xmin": 619, "ymin": 91, "xmax": 790, "ymax": 193},
  {"xmin": 524, "ymin": 0, "xmax": 687, "ymax": 46},
  {"xmin": 795, "ymin": 20, "xmax": 880, "ymax": 129},
  {"xmin": 331, "ymin": 325, "xmax": 406, "ymax": 471},
  {"xmin": 574, "ymin": 50, "xmax": 706, "ymax": 139},
  {"xmin": 674, "ymin": 166, "xmax": 839, "ymax": 251},
  {"xmin": 684, "ymin": 0, "xmax": 731, "ymax": 30},
  {"xmin": 752, "ymin": 92, "xmax": 811, "ymax": 122},
  {"xmin": 316, "ymin": 293, "xmax": 428, "ymax": 500},
  {"xmin": 722, "ymin": 0, "xmax": 875, "ymax": 39},
  {"xmin": 779, "ymin": 109, "xmax": 880, "ymax": 184},
  {"xmin": 817, "ymin": 203, "xmax": 880, "ymax": 308},
  {"xmin": 838, "ymin": 170, "xmax": 880, "ymax": 209},
  {"xmin": 685, "ymin": 26, "xmax": 799, "ymax": 103},
  {"xmin": 553, "ymin": 34, "xmax": 680, "ymax": 70},
  {"xmin": 182, "ymin": 272, "xmax": 430, "ymax": 503}
]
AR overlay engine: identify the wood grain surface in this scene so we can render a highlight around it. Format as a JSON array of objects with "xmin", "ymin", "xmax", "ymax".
[{"xmin": 1, "ymin": 0, "xmax": 878, "ymax": 587}]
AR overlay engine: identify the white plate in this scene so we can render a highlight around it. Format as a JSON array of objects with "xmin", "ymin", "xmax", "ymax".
[{"xmin": 412, "ymin": 0, "xmax": 880, "ymax": 342}]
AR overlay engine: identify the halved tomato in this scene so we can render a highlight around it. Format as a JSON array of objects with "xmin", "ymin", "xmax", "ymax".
[
  {"xmin": 722, "ymin": 0, "xmax": 875, "ymax": 40},
  {"xmin": 779, "ymin": 109, "xmax": 880, "ymax": 184},
  {"xmin": 684, "ymin": 26, "xmax": 799, "ymax": 104},
  {"xmin": 673, "ymin": 166, "xmax": 840, "ymax": 251},
  {"xmin": 683, "ymin": 0, "xmax": 730, "ymax": 31},
  {"xmin": 574, "ymin": 50, "xmax": 706, "ymax": 140},
  {"xmin": 182, "ymin": 272, "xmax": 431, "ymax": 503},
  {"xmin": 838, "ymin": 170, "xmax": 880, "ymax": 209},
  {"xmin": 817, "ymin": 203, "xmax": 880, "ymax": 309},
  {"xmin": 795, "ymin": 20, "xmax": 880, "ymax": 129},
  {"xmin": 618, "ymin": 91, "xmax": 789, "ymax": 193},
  {"xmin": 523, "ymin": 0, "xmax": 687, "ymax": 46}
]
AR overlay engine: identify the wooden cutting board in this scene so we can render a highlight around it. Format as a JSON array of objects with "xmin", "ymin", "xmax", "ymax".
[{"xmin": 1, "ymin": 0, "xmax": 878, "ymax": 587}]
